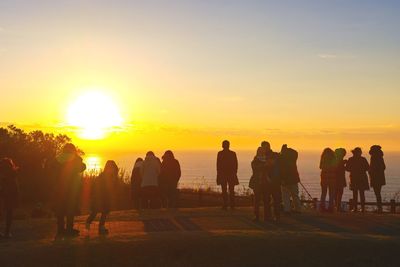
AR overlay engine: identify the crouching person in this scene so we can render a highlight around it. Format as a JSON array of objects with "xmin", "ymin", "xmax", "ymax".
[
  {"xmin": 86, "ymin": 160, "xmax": 118, "ymax": 235},
  {"xmin": 0, "ymin": 158, "xmax": 19, "ymax": 238}
]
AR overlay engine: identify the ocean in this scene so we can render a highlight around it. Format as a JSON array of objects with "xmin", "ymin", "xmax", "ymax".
[{"xmin": 84, "ymin": 150, "xmax": 400, "ymax": 202}]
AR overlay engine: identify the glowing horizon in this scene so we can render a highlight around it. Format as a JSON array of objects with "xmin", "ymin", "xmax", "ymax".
[{"xmin": 1, "ymin": 1, "xmax": 399, "ymax": 153}]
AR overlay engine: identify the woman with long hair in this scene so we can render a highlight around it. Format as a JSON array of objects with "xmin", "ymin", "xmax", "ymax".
[
  {"xmin": 369, "ymin": 145, "xmax": 386, "ymax": 213},
  {"xmin": 86, "ymin": 160, "xmax": 119, "ymax": 235},
  {"xmin": 334, "ymin": 148, "xmax": 347, "ymax": 212}
]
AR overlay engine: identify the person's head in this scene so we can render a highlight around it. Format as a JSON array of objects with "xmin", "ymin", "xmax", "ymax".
[
  {"xmin": 281, "ymin": 144, "xmax": 288, "ymax": 153},
  {"xmin": 261, "ymin": 141, "xmax": 271, "ymax": 151},
  {"xmin": 222, "ymin": 140, "xmax": 230, "ymax": 150},
  {"xmin": 369, "ymin": 145, "xmax": 383, "ymax": 157},
  {"xmin": 162, "ymin": 150, "xmax": 175, "ymax": 161},
  {"xmin": 335, "ymin": 148, "xmax": 347, "ymax": 160},
  {"xmin": 104, "ymin": 160, "xmax": 118, "ymax": 176},
  {"xmin": 0, "ymin": 157, "xmax": 18, "ymax": 175},
  {"xmin": 146, "ymin": 151, "xmax": 155, "ymax": 158},
  {"xmin": 135, "ymin": 157, "xmax": 143, "ymax": 164},
  {"xmin": 63, "ymin": 143, "xmax": 77, "ymax": 154},
  {"xmin": 321, "ymin": 148, "xmax": 335, "ymax": 162},
  {"xmin": 256, "ymin": 147, "xmax": 266, "ymax": 161},
  {"xmin": 351, "ymin": 147, "xmax": 362, "ymax": 157}
]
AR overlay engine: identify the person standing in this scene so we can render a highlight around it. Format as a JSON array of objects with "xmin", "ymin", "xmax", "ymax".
[
  {"xmin": 319, "ymin": 148, "xmax": 337, "ymax": 212},
  {"xmin": 346, "ymin": 147, "xmax": 369, "ymax": 212},
  {"xmin": 217, "ymin": 140, "xmax": 239, "ymax": 210},
  {"xmin": 52, "ymin": 143, "xmax": 86, "ymax": 238},
  {"xmin": 86, "ymin": 160, "xmax": 118, "ymax": 235},
  {"xmin": 280, "ymin": 145, "xmax": 302, "ymax": 214},
  {"xmin": 369, "ymin": 145, "xmax": 386, "ymax": 213},
  {"xmin": 334, "ymin": 148, "xmax": 347, "ymax": 212},
  {"xmin": 159, "ymin": 151, "xmax": 181, "ymax": 209},
  {"xmin": 249, "ymin": 148, "xmax": 269, "ymax": 222},
  {"xmin": 0, "ymin": 158, "xmax": 19, "ymax": 238},
  {"xmin": 130, "ymin": 158, "xmax": 143, "ymax": 210},
  {"xmin": 140, "ymin": 152, "xmax": 161, "ymax": 209}
]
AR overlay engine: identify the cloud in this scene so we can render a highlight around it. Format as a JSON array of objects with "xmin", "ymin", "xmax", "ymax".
[{"xmin": 318, "ymin": 54, "xmax": 338, "ymax": 60}]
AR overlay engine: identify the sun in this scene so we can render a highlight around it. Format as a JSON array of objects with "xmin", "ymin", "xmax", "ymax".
[{"xmin": 66, "ymin": 90, "xmax": 123, "ymax": 140}]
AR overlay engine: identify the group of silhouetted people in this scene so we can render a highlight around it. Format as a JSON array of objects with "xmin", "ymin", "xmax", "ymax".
[
  {"xmin": 217, "ymin": 140, "xmax": 302, "ymax": 222},
  {"xmin": 319, "ymin": 145, "xmax": 386, "ymax": 213},
  {"xmin": 0, "ymin": 141, "xmax": 389, "ymax": 239}
]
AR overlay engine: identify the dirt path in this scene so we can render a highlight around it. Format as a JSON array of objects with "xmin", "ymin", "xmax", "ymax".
[{"xmin": 1, "ymin": 208, "xmax": 400, "ymax": 266}]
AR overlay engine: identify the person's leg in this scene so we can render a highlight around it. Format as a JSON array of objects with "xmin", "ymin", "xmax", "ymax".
[
  {"xmin": 56, "ymin": 214, "xmax": 65, "ymax": 235},
  {"xmin": 373, "ymin": 186, "xmax": 382, "ymax": 212},
  {"xmin": 4, "ymin": 208, "xmax": 13, "ymax": 236},
  {"xmin": 328, "ymin": 182, "xmax": 336, "ymax": 211},
  {"xmin": 99, "ymin": 212, "xmax": 108, "ymax": 227},
  {"xmin": 221, "ymin": 182, "xmax": 228, "ymax": 209},
  {"xmin": 272, "ymin": 188, "xmax": 281, "ymax": 220},
  {"xmin": 86, "ymin": 211, "xmax": 97, "ymax": 225},
  {"xmin": 264, "ymin": 191, "xmax": 272, "ymax": 222},
  {"xmin": 253, "ymin": 190, "xmax": 260, "ymax": 220},
  {"xmin": 66, "ymin": 214, "xmax": 75, "ymax": 232},
  {"xmin": 290, "ymin": 184, "xmax": 302, "ymax": 212},
  {"xmin": 228, "ymin": 183, "xmax": 235, "ymax": 209},
  {"xmin": 352, "ymin": 190, "xmax": 358, "ymax": 211},
  {"xmin": 281, "ymin": 186, "xmax": 291, "ymax": 212},
  {"xmin": 320, "ymin": 183, "xmax": 327, "ymax": 211},
  {"xmin": 360, "ymin": 190, "xmax": 366, "ymax": 212},
  {"xmin": 336, "ymin": 187, "xmax": 344, "ymax": 211}
]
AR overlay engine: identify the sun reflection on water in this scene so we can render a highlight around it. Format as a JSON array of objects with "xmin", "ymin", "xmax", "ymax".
[{"xmin": 84, "ymin": 155, "xmax": 103, "ymax": 173}]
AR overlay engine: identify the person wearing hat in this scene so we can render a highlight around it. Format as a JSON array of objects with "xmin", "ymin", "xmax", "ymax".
[
  {"xmin": 369, "ymin": 145, "xmax": 386, "ymax": 213},
  {"xmin": 345, "ymin": 147, "xmax": 369, "ymax": 212},
  {"xmin": 52, "ymin": 143, "xmax": 86, "ymax": 238}
]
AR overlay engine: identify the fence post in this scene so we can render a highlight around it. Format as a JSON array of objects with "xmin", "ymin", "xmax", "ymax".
[
  {"xmin": 390, "ymin": 199, "xmax": 396, "ymax": 214},
  {"xmin": 313, "ymin": 198, "xmax": 318, "ymax": 210},
  {"xmin": 349, "ymin": 199, "xmax": 354, "ymax": 211}
]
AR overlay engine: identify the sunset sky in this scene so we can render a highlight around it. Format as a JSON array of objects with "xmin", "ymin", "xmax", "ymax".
[{"xmin": 1, "ymin": 0, "xmax": 399, "ymax": 152}]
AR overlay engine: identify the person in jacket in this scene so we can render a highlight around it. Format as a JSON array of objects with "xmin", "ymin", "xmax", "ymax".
[
  {"xmin": 346, "ymin": 147, "xmax": 369, "ymax": 212},
  {"xmin": 249, "ymin": 148, "xmax": 269, "ymax": 222},
  {"xmin": 159, "ymin": 151, "xmax": 181, "ymax": 209},
  {"xmin": 280, "ymin": 145, "xmax": 302, "ymax": 214},
  {"xmin": 334, "ymin": 148, "xmax": 347, "ymax": 212},
  {"xmin": 141, "ymin": 151, "xmax": 161, "ymax": 209},
  {"xmin": 130, "ymin": 158, "xmax": 143, "ymax": 210},
  {"xmin": 369, "ymin": 145, "xmax": 386, "ymax": 213},
  {"xmin": 53, "ymin": 143, "xmax": 86, "ymax": 238},
  {"xmin": 217, "ymin": 140, "xmax": 239, "ymax": 210},
  {"xmin": 86, "ymin": 160, "xmax": 118, "ymax": 235},
  {"xmin": 319, "ymin": 148, "xmax": 337, "ymax": 212},
  {"xmin": 0, "ymin": 158, "xmax": 19, "ymax": 238}
]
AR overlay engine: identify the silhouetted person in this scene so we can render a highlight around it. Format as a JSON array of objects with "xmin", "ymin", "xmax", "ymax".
[
  {"xmin": 130, "ymin": 158, "xmax": 143, "ymax": 210},
  {"xmin": 86, "ymin": 160, "xmax": 118, "ymax": 235},
  {"xmin": 346, "ymin": 147, "xmax": 369, "ymax": 212},
  {"xmin": 280, "ymin": 145, "xmax": 302, "ymax": 213},
  {"xmin": 334, "ymin": 148, "xmax": 347, "ymax": 212},
  {"xmin": 249, "ymin": 148, "xmax": 269, "ymax": 222},
  {"xmin": 369, "ymin": 145, "xmax": 386, "ymax": 213},
  {"xmin": 52, "ymin": 143, "xmax": 86, "ymax": 238},
  {"xmin": 159, "ymin": 151, "xmax": 181, "ymax": 209},
  {"xmin": 141, "ymin": 151, "xmax": 161, "ymax": 209},
  {"xmin": 0, "ymin": 158, "xmax": 19, "ymax": 238},
  {"xmin": 319, "ymin": 148, "xmax": 337, "ymax": 212},
  {"xmin": 217, "ymin": 140, "xmax": 239, "ymax": 210}
]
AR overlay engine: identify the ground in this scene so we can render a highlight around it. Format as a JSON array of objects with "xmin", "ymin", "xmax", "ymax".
[{"xmin": 1, "ymin": 207, "xmax": 400, "ymax": 267}]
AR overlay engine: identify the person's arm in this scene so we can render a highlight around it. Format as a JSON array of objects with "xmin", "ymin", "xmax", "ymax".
[
  {"xmin": 176, "ymin": 160, "xmax": 181, "ymax": 180},
  {"xmin": 217, "ymin": 152, "xmax": 221, "ymax": 174},
  {"xmin": 233, "ymin": 152, "xmax": 238, "ymax": 174}
]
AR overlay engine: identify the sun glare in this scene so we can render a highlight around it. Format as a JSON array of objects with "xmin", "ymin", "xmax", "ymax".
[{"xmin": 67, "ymin": 90, "xmax": 123, "ymax": 140}]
